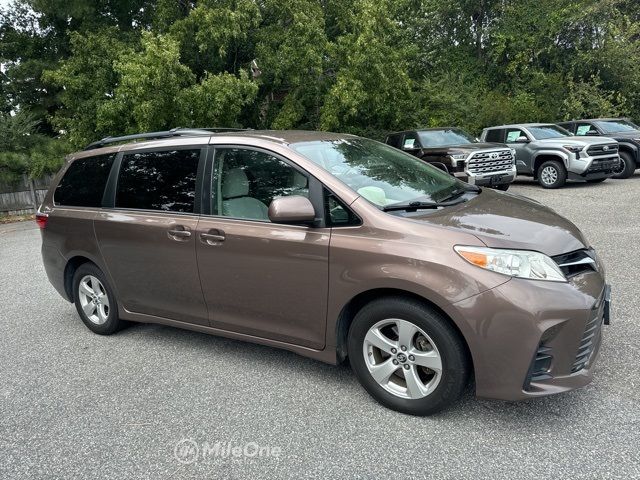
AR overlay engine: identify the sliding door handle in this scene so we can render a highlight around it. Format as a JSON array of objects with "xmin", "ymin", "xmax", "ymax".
[
  {"xmin": 200, "ymin": 231, "xmax": 225, "ymax": 245},
  {"xmin": 168, "ymin": 227, "xmax": 192, "ymax": 240}
]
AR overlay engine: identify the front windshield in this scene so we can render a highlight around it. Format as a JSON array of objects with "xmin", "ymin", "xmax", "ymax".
[
  {"xmin": 417, "ymin": 129, "xmax": 477, "ymax": 147},
  {"xmin": 290, "ymin": 138, "xmax": 463, "ymax": 207},
  {"xmin": 527, "ymin": 125, "xmax": 571, "ymax": 140},
  {"xmin": 594, "ymin": 120, "xmax": 639, "ymax": 133}
]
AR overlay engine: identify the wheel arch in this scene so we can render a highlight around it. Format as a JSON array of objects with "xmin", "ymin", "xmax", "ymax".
[
  {"xmin": 64, "ymin": 256, "xmax": 96, "ymax": 302},
  {"xmin": 532, "ymin": 152, "xmax": 568, "ymax": 177},
  {"xmin": 618, "ymin": 143, "xmax": 639, "ymax": 164},
  {"xmin": 334, "ymin": 288, "xmax": 474, "ymax": 376}
]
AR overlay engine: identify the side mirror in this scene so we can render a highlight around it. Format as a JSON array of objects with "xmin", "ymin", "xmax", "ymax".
[
  {"xmin": 268, "ymin": 196, "xmax": 316, "ymax": 224},
  {"xmin": 585, "ymin": 130, "xmax": 599, "ymax": 136},
  {"xmin": 515, "ymin": 136, "xmax": 529, "ymax": 143}
]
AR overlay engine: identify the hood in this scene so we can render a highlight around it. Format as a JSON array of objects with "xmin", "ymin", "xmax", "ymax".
[
  {"xmin": 410, "ymin": 189, "xmax": 588, "ymax": 256},
  {"xmin": 423, "ymin": 142, "xmax": 508, "ymax": 154},
  {"xmin": 536, "ymin": 136, "xmax": 616, "ymax": 146},
  {"xmin": 606, "ymin": 131, "xmax": 640, "ymax": 141}
]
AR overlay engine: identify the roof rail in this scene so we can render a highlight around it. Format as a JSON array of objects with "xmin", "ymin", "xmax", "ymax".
[{"xmin": 83, "ymin": 127, "xmax": 249, "ymax": 150}]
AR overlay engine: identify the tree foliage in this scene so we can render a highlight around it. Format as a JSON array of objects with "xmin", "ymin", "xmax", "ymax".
[{"xmin": 0, "ymin": 0, "xmax": 638, "ymax": 177}]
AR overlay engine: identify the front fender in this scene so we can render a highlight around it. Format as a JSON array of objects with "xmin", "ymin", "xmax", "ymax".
[{"xmin": 532, "ymin": 150, "xmax": 569, "ymax": 171}]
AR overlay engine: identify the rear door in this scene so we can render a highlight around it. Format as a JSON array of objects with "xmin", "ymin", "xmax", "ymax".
[
  {"xmin": 94, "ymin": 147, "xmax": 208, "ymax": 325},
  {"xmin": 195, "ymin": 146, "xmax": 330, "ymax": 349}
]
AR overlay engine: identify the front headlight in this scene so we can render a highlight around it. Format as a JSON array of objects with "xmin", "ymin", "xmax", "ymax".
[
  {"xmin": 448, "ymin": 153, "xmax": 467, "ymax": 167},
  {"xmin": 563, "ymin": 145, "xmax": 583, "ymax": 153},
  {"xmin": 454, "ymin": 246, "xmax": 567, "ymax": 282}
]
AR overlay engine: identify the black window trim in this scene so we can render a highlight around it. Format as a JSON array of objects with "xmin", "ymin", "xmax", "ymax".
[
  {"xmin": 205, "ymin": 144, "xmax": 333, "ymax": 228},
  {"xmin": 104, "ymin": 145, "xmax": 208, "ymax": 216}
]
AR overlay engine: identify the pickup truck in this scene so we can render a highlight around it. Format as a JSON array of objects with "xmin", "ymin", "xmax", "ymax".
[
  {"xmin": 481, "ymin": 123, "xmax": 619, "ymax": 188},
  {"xmin": 385, "ymin": 128, "xmax": 516, "ymax": 190},
  {"xmin": 557, "ymin": 118, "xmax": 639, "ymax": 179}
]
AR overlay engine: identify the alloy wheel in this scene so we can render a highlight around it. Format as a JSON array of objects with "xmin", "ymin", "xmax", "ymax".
[
  {"xmin": 362, "ymin": 318, "xmax": 442, "ymax": 399},
  {"xmin": 540, "ymin": 166, "xmax": 558, "ymax": 185},
  {"xmin": 78, "ymin": 275, "xmax": 110, "ymax": 325},
  {"xmin": 613, "ymin": 157, "xmax": 625, "ymax": 175}
]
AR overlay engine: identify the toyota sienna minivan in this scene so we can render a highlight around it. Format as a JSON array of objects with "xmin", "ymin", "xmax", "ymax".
[{"xmin": 38, "ymin": 129, "xmax": 610, "ymax": 415}]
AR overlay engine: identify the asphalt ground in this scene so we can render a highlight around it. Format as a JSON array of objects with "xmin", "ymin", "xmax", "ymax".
[{"xmin": 1, "ymin": 174, "xmax": 639, "ymax": 479}]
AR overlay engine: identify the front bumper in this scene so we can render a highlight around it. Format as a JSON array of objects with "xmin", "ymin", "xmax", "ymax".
[
  {"xmin": 569, "ymin": 152, "xmax": 619, "ymax": 176},
  {"xmin": 449, "ymin": 269, "xmax": 608, "ymax": 401},
  {"xmin": 454, "ymin": 165, "xmax": 517, "ymax": 187}
]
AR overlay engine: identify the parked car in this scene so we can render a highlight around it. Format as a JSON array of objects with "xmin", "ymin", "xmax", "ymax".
[
  {"xmin": 481, "ymin": 123, "xmax": 619, "ymax": 188},
  {"xmin": 557, "ymin": 118, "xmax": 640, "ymax": 179},
  {"xmin": 38, "ymin": 129, "xmax": 610, "ymax": 415},
  {"xmin": 385, "ymin": 128, "xmax": 516, "ymax": 190}
]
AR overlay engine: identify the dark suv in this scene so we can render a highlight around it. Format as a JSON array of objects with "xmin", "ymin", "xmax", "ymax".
[
  {"xmin": 385, "ymin": 128, "xmax": 516, "ymax": 190},
  {"xmin": 557, "ymin": 118, "xmax": 640, "ymax": 179}
]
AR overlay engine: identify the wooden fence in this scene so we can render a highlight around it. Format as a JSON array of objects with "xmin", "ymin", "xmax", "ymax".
[{"xmin": 0, "ymin": 175, "xmax": 54, "ymax": 216}]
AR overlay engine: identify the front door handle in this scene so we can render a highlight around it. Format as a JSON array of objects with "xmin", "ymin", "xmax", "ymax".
[
  {"xmin": 168, "ymin": 227, "xmax": 192, "ymax": 240},
  {"xmin": 200, "ymin": 230, "xmax": 225, "ymax": 245}
]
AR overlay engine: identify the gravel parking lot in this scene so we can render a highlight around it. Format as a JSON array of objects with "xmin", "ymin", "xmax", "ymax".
[{"xmin": 1, "ymin": 176, "xmax": 639, "ymax": 479}]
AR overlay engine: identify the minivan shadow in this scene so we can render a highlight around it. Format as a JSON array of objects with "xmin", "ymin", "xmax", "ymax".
[{"xmin": 121, "ymin": 321, "xmax": 594, "ymax": 421}]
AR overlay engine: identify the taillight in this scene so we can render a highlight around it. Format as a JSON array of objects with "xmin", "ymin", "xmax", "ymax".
[{"xmin": 36, "ymin": 212, "xmax": 49, "ymax": 229}]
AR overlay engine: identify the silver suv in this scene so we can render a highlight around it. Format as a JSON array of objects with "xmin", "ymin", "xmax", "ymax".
[{"xmin": 481, "ymin": 123, "xmax": 619, "ymax": 188}]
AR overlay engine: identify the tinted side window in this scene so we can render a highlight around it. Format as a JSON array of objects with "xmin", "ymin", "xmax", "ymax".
[
  {"xmin": 558, "ymin": 122, "xmax": 575, "ymax": 134},
  {"xmin": 54, "ymin": 154, "xmax": 116, "ymax": 207},
  {"xmin": 485, "ymin": 129, "xmax": 503, "ymax": 142},
  {"xmin": 212, "ymin": 148, "xmax": 309, "ymax": 221},
  {"xmin": 386, "ymin": 134, "xmax": 402, "ymax": 148},
  {"xmin": 116, "ymin": 149, "xmax": 200, "ymax": 213}
]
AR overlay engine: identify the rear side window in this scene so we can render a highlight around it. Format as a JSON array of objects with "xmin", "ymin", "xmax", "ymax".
[
  {"xmin": 116, "ymin": 149, "xmax": 201, "ymax": 213},
  {"xmin": 386, "ymin": 134, "xmax": 402, "ymax": 148},
  {"xmin": 484, "ymin": 129, "xmax": 503, "ymax": 142},
  {"xmin": 558, "ymin": 122, "xmax": 575, "ymax": 134},
  {"xmin": 54, "ymin": 154, "xmax": 116, "ymax": 207}
]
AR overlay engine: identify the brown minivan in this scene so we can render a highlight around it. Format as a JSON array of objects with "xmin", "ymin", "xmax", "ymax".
[{"xmin": 38, "ymin": 129, "xmax": 610, "ymax": 415}]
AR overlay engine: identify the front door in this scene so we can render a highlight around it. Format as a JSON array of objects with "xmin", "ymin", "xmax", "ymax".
[
  {"xmin": 94, "ymin": 147, "xmax": 208, "ymax": 325},
  {"xmin": 505, "ymin": 128, "xmax": 532, "ymax": 173},
  {"xmin": 196, "ymin": 146, "xmax": 330, "ymax": 349}
]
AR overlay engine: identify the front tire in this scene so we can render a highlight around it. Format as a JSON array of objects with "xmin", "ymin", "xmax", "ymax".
[
  {"xmin": 537, "ymin": 160, "xmax": 567, "ymax": 188},
  {"xmin": 612, "ymin": 151, "xmax": 636, "ymax": 179},
  {"xmin": 495, "ymin": 184, "xmax": 510, "ymax": 191},
  {"xmin": 72, "ymin": 263, "xmax": 123, "ymax": 335},
  {"xmin": 347, "ymin": 297, "xmax": 469, "ymax": 415}
]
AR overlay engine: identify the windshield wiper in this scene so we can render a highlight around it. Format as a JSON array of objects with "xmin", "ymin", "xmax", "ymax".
[
  {"xmin": 439, "ymin": 186, "xmax": 480, "ymax": 203},
  {"xmin": 382, "ymin": 199, "xmax": 464, "ymax": 212}
]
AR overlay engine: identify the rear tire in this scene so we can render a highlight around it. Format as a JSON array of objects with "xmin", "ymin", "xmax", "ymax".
[
  {"xmin": 612, "ymin": 151, "xmax": 636, "ymax": 179},
  {"xmin": 347, "ymin": 297, "xmax": 469, "ymax": 415},
  {"xmin": 537, "ymin": 160, "xmax": 567, "ymax": 188},
  {"xmin": 72, "ymin": 263, "xmax": 123, "ymax": 335}
]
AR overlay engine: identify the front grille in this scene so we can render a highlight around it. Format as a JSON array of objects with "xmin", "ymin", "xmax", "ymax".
[
  {"xmin": 571, "ymin": 313, "xmax": 603, "ymax": 373},
  {"xmin": 587, "ymin": 143, "xmax": 618, "ymax": 156},
  {"xmin": 552, "ymin": 249, "xmax": 597, "ymax": 277},
  {"xmin": 467, "ymin": 149, "xmax": 513, "ymax": 175},
  {"xmin": 587, "ymin": 157, "xmax": 619, "ymax": 173}
]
